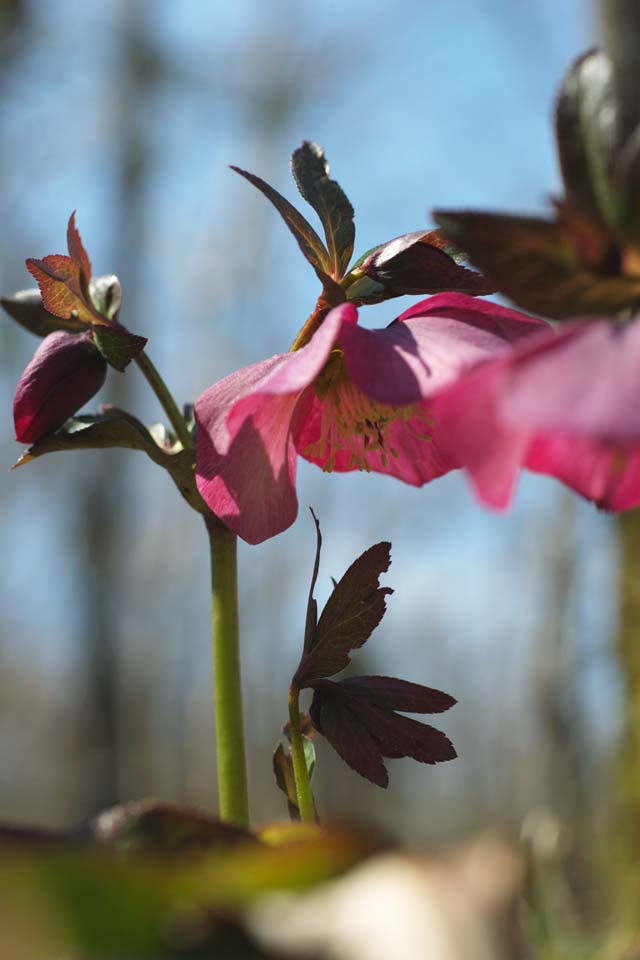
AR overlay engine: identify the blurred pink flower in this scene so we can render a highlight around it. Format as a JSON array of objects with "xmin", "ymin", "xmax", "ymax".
[
  {"xmin": 14, "ymin": 330, "xmax": 107, "ymax": 444},
  {"xmin": 195, "ymin": 294, "xmax": 545, "ymax": 543},
  {"xmin": 429, "ymin": 317, "xmax": 640, "ymax": 510}
]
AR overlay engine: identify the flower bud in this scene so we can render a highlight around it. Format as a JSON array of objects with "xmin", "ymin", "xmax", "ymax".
[{"xmin": 13, "ymin": 330, "xmax": 107, "ymax": 443}]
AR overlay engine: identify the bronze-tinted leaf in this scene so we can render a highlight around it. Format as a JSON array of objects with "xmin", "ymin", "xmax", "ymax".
[
  {"xmin": 292, "ymin": 541, "xmax": 392, "ymax": 688},
  {"xmin": 27, "ymin": 253, "xmax": 102, "ymax": 325},
  {"xmin": 434, "ymin": 210, "xmax": 640, "ymax": 318},
  {"xmin": 291, "ymin": 141, "xmax": 355, "ymax": 278}
]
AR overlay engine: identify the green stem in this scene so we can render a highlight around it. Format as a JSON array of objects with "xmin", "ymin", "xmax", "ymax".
[
  {"xmin": 288, "ymin": 687, "xmax": 317, "ymax": 823},
  {"xmin": 135, "ymin": 350, "xmax": 194, "ymax": 450},
  {"xmin": 207, "ymin": 518, "xmax": 249, "ymax": 827},
  {"xmin": 289, "ymin": 298, "xmax": 330, "ymax": 352}
]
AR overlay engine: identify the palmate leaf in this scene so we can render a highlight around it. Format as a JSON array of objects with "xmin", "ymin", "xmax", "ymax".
[
  {"xmin": 434, "ymin": 210, "xmax": 640, "ymax": 318},
  {"xmin": 291, "ymin": 141, "xmax": 355, "ymax": 278},
  {"xmin": 290, "ymin": 517, "xmax": 456, "ymax": 788},
  {"xmin": 309, "ymin": 677, "xmax": 456, "ymax": 788},
  {"xmin": 292, "ymin": 537, "xmax": 392, "ymax": 688}
]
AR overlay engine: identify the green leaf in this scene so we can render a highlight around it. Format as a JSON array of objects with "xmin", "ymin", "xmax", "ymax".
[
  {"xmin": 231, "ymin": 164, "xmax": 341, "ymax": 295},
  {"xmin": 556, "ymin": 49, "xmax": 622, "ymax": 230},
  {"xmin": 92, "ymin": 323, "xmax": 147, "ymax": 371},
  {"xmin": 292, "ymin": 540, "xmax": 392, "ymax": 689},
  {"xmin": 434, "ymin": 210, "xmax": 640, "ymax": 318},
  {"xmin": 273, "ymin": 714, "xmax": 316, "ymax": 820},
  {"xmin": 14, "ymin": 408, "xmax": 209, "ymax": 516},
  {"xmin": 0, "ymin": 288, "xmax": 84, "ymax": 337},
  {"xmin": 291, "ymin": 141, "xmax": 355, "ymax": 278}
]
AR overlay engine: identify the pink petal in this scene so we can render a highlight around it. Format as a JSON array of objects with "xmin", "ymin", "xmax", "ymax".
[
  {"xmin": 501, "ymin": 319, "xmax": 640, "ymax": 441},
  {"xmin": 396, "ymin": 292, "xmax": 548, "ymax": 338},
  {"xmin": 338, "ymin": 296, "xmax": 549, "ymax": 408},
  {"xmin": 194, "ymin": 306, "xmax": 349, "ymax": 545},
  {"xmin": 526, "ymin": 433, "xmax": 640, "ymax": 510},
  {"xmin": 195, "ymin": 356, "xmax": 301, "ymax": 544},
  {"xmin": 294, "ymin": 386, "xmax": 459, "ymax": 484},
  {"xmin": 428, "ymin": 361, "xmax": 527, "ymax": 508}
]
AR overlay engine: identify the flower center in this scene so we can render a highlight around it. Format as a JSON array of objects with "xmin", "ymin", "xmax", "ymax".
[{"xmin": 302, "ymin": 349, "xmax": 432, "ymax": 472}]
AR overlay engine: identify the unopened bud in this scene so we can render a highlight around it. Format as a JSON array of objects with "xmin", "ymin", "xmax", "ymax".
[{"xmin": 14, "ymin": 331, "xmax": 107, "ymax": 443}]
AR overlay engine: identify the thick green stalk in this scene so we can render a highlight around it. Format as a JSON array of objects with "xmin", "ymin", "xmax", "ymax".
[
  {"xmin": 135, "ymin": 350, "xmax": 194, "ymax": 450},
  {"xmin": 208, "ymin": 519, "xmax": 249, "ymax": 827},
  {"xmin": 288, "ymin": 687, "xmax": 316, "ymax": 822}
]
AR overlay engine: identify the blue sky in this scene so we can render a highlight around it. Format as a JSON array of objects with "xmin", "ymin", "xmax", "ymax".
[{"xmin": 0, "ymin": 0, "xmax": 619, "ymax": 827}]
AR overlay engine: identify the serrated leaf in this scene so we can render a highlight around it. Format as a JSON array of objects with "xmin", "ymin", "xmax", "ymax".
[
  {"xmin": 231, "ymin": 164, "xmax": 346, "ymax": 305},
  {"xmin": 27, "ymin": 254, "xmax": 102, "ymax": 325},
  {"xmin": 92, "ymin": 323, "xmax": 147, "ymax": 371},
  {"xmin": 309, "ymin": 677, "xmax": 456, "ymax": 788},
  {"xmin": 292, "ymin": 541, "xmax": 392, "ymax": 688},
  {"xmin": 0, "ymin": 288, "xmax": 85, "ymax": 337},
  {"xmin": 344, "ymin": 230, "xmax": 494, "ymax": 305},
  {"xmin": 434, "ymin": 210, "xmax": 640, "ymax": 318},
  {"xmin": 335, "ymin": 675, "xmax": 457, "ymax": 713},
  {"xmin": 291, "ymin": 141, "xmax": 355, "ymax": 278},
  {"xmin": 309, "ymin": 683, "xmax": 389, "ymax": 787}
]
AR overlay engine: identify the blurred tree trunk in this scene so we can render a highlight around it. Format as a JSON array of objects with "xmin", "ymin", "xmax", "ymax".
[
  {"xmin": 78, "ymin": 0, "xmax": 156, "ymax": 815},
  {"xmin": 614, "ymin": 509, "xmax": 640, "ymax": 902}
]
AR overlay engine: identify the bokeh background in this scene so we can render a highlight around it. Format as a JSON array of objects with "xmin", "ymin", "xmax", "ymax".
[{"xmin": 3, "ymin": 0, "xmax": 636, "ymax": 918}]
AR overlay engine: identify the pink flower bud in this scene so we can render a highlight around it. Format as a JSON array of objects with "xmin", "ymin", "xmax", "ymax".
[{"xmin": 13, "ymin": 331, "xmax": 107, "ymax": 443}]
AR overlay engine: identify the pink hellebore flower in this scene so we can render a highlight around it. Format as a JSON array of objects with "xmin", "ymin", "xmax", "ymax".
[
  {"xmin": 195, "ymin": 294, "xmax": 545, "ymax": 544},
  {"xmin": 428, "ymin": 316, "xmax": 640, "ymax": 510}
]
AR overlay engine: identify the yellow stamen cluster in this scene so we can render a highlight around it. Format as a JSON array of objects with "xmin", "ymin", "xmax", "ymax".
[{"xmin": 302, "ymin": 349, "xmax": 432, "ymax": 472}]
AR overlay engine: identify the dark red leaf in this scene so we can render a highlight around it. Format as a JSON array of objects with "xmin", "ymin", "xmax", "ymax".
[
  {"xmin": 309, "ymin": 678, "xmax": 456, "ymax": 787},
  {"xmin": 347, "ymin": 699, "xmax": 457, "ymax": 765},
  {"xmin": 345, "ymin": 230, "xmax": 494, "ymax": 305},
  {"xmin": 309, "ymin": 683, "xmax": 389, "ymax": 787},
  {"xmin": 434, "ymin": 210, "xmax": 640, "ymax": 318},
  {"xmin": 293, "ymin": 541, "xmax": 392, "ymax": 688},
  {"xmin": 335, "ymin": 675, "xmax": 456, "ymax": 714}
]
